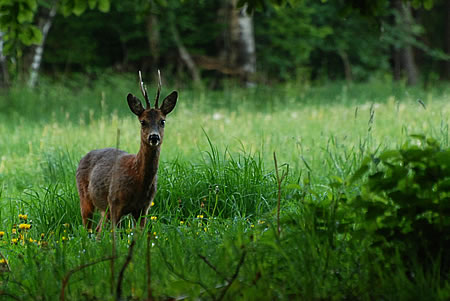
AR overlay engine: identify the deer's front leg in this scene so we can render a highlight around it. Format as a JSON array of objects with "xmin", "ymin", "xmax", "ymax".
[{"xmin": 109, "ymin": 198, "xmax": 125, "ymax": 228}]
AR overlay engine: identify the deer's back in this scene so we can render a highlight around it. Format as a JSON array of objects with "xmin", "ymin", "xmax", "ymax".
[{"xmin": 76, "ymin": 148, "xmax": 131, "ymax": 210}]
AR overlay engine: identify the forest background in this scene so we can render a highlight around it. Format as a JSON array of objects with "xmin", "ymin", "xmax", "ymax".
[{"xmin": 0, "ymin": 0, "xmax": 449, "ymax": 88}]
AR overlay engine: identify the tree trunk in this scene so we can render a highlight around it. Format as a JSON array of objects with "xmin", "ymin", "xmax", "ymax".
[
  {"xmin": 146, "ymin": 1, "xmax": 160, "ymax": 70},
  {"xmin": 0, "ymin": 31, "xmax": 9, "ymax": 87},
  {"xmin": 392, "ymin": 48, "xmax": 402, "ymax": 81},
  {"xmin": 338, "ymin": 50, "xmax": 352, "ymax": 82},
  {"xmin": 169, "ymin": 23, "xmax": 202, "ymax": 87},
  {"xmin": 395, "ymin": 0, "xmax": 419, "ymax": 85},
  {"xmin": 402, "ymin": 42, "xmax": 419, "ymax": 85},
  {"xmin": 28, "ymin": 4, "xmax": 57, "ymax": 88},
  {"xmin": 237, "ymin": 4, "xmax": 256, "ymax": 85},
  {"xmin": 229, "ymin": 1, "xmax": 256, "ymax": 85}
]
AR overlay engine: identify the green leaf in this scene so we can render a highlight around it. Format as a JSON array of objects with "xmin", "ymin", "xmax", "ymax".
[
  {"xmin": 98, "ymin": 0, "xmax": 110, "ymax": 12},
  {"xmin": 73, "ymin": 0, "xmax": 87, "ymax": 16},
  {"xmin": 88, "ymin": 0, "xmax": 97, "ymax": 9},
  {"xmin": 426, "ymin": 137, "xmax": 439, "ymax": 148},
  {"xmin": 286, "ymin": 183, "xmax": 301, "ymax": 190},
  {"xmin": 437, "ymin": 178, "xmax": 450, "ymax": 191},
  {"xmin": 61, "ymin": 0, "xmax": 74, "ymax": 17},
  {"xmin": 301, "ymin": 156, "xmax": 311, "ymax": 171},
  {"xmin": 410, "ymin": 134, "xmax": 426, "ymax": 141},
  {"xmin": 349, "ymin": 163, "xmax": 369, "ymax": 184},
  {"xmin": 435, "ymin": 150, "xmax": 450, "ymax": 167},
  {"xmin": 378, "ymin": 150, "xmax": 401, "ymax": 162},
  {"xmin": 423, "ymin": 0, "xmax": 434, "ymax": 10},
  {"xmin": 401, "ymin": 148, "xmax": 425, "ymax": 163},
  {"xmin": 17, "ymin": 4, "xmax": 35, "ymax": 23},
  {"xmin": 18, "ymin": 24, "xmax": 42, "ymax": 45},
  {"xmin": 24, "ymin": 0, "xmax": 37, "ymax": 11},
  {"xmin": 331, "ymin": 175, "xmax": 343, "ymax": 184}
]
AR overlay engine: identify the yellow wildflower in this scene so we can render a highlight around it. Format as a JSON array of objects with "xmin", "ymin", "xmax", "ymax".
[
  {"xmin": 179, "ymin": 221, "xmax": 184, "ymax": 225},
  {"xmin": 197, "ymin": 214, "xmax": 204, "ymax": 219},
  {"xmin": 0, "ymin": 231, "xmax": 4, "ymax": 238},
  {"xmin": 150, "ymin": 216, "xmax": 157, "ymax": 221},
  {"xmin": 250, "ymin": 224, "xmax": 255, "ymax": 228},
  {"xmin": 11, "ymin": 238, "xmax": 18, "ymax": 245},
  {"xmin": 0, "ymin": 258, "xmax": 7, "ymax": 265},
  {"xmin": 12, "ymin": 229, "xmax": 16, "ymax": 235},
  {"xmin": 40, "ymin": 233, "xmax": 45, "ymax": 239},
  {"xmin": 150, "ymin": 201, "xmax": 155, "ymax": 207},
  {"xmin": 18, "ymin": 214, "xmax": 28, "ymax": 221},
  {"xmin": 19, "ymin": 223, "xmax": 31, "ymax": 231}
]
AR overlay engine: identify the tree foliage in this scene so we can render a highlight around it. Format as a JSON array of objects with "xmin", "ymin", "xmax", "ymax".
[
  {"xmin": 0, "ymin": 0, "xmax": 449, "ymax": 84},
  {"xmin": 0, "ymin": 0, "xmax": 110, "ymax": 58}
]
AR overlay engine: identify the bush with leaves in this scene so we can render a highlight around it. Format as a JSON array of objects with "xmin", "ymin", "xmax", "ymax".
[{"xmin": 351, "ymin": 136, "xmax": 450, "ymax": 272}]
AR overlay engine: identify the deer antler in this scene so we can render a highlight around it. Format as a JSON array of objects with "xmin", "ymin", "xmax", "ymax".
[
  {"xmin": 139, "ymin": 70, "xmax": 151, "ymax": 109},
  {"xmin": 154, "ymin": 69, "xmax": 162, "ymax": 109}
]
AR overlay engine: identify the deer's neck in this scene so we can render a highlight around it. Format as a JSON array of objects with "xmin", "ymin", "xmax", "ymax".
[{"xmin": 135, "ymin": 142, "xmax": 160, "ymax": 186}]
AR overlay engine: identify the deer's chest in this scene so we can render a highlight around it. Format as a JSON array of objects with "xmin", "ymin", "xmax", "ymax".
[{"xmin": 115, "ymin": 176, "xmax": 157, "ymax": 214}]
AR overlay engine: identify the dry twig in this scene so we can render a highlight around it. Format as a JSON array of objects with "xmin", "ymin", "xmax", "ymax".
[
  {"xmin": 217, "ymin": 250, "xmax": 247, "ymax": 301},
  {"xmin": 116, "ymin": 240, "xmax": 136, "ymax": 301},
  {"xmin": 60, "ymin": 256, "xmax": 116, "ymax": 301}
]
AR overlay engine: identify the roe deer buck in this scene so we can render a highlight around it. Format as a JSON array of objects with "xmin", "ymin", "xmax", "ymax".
[{"xmin": 76, "ymin": 71, "xmax": 178, "ymax": 231}]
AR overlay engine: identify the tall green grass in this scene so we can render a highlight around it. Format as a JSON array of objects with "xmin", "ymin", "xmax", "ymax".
[{"xmin": 0, "ymin": 77, "xmax": 449, "ymax": 300}]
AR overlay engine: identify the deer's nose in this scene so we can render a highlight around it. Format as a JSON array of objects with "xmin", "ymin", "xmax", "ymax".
[{"xmin": 148, "ymin": 134, "xmax": 161, "ymax": 146}]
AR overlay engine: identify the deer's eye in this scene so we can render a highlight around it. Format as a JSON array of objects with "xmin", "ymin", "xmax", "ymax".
[
  {"xmin": 140, "ymin": 120, "xmax": 147, "ymax": 127},
  {"xmin": 160, "ymin": 120, "xmax": 165, "ymax": 127}
]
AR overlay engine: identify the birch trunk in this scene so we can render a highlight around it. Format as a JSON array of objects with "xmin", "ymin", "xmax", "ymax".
[
  {"xmin": 28, "ymin": 5, "xmax": 57, "ymax": 88},
  {"xmin": 229, "ymin": 1, "xmax": 256, "ymax": 85},
  {"xmin": 237, "ymin": 4, "xmax": 256, "ymax": 85}
]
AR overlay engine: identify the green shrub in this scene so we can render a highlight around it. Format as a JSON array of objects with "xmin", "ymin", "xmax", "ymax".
[{"xmin": 351, "ymin": 136, "xmax": 450, "ymax": 272}]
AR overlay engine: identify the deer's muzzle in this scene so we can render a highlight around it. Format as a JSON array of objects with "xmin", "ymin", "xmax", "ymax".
[{"xmin": 148, "ymin": 134, "xmax": 161, "ymax": 146}]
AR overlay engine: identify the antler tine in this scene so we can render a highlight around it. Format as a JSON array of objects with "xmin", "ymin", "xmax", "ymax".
[
  {"xmin": 138, "ymin": 70, "xmax": 151, "ymax": 109},
  {"xmin": 154, "ymin": 69, "xmax": 162, "ymax": 109}
]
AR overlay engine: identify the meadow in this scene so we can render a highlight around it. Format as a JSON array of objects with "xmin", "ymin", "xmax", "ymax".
[{"xmin": 0, "ymin": 75, "xmax": 449, "ymax": 300}]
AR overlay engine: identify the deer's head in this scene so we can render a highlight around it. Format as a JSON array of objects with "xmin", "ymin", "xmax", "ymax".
[{"xmin": 127, "ymin": 71, "xmax": 178, "ymax": 147}]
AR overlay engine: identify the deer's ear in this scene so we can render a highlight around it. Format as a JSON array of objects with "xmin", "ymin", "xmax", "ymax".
[
  {"xmin": 160, "ymin": 91, "xmax": 178, "ymax": 115},
  {"xmin": 127, "ymin": 93, "xmax": 145, "ymax": 116}
]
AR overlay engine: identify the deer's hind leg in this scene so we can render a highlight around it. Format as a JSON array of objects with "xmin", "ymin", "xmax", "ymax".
[
  {"xmin": 77, "ymin": 179, "xmax": 95, "ymax": 230},
  {"xmin": 81, "ymin": 199, "xmax": 94, "ymax": 230}
]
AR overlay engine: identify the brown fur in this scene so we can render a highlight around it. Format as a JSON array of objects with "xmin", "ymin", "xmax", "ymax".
[{"xmin": 76, "ymin": 87, "xmax": 178, "ymax": 231}]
